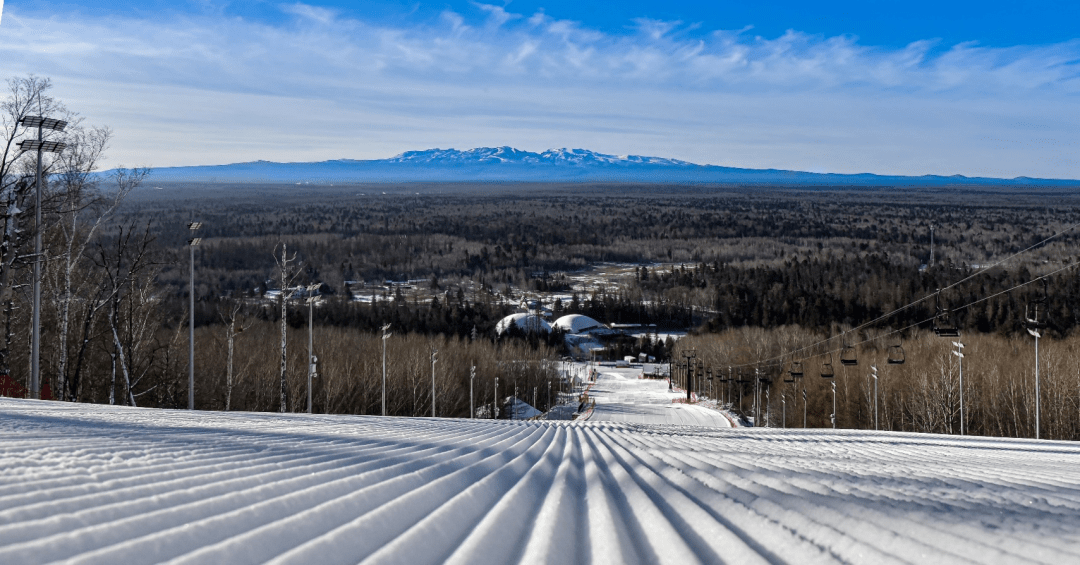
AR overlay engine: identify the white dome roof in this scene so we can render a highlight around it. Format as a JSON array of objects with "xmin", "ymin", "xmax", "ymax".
[
  {"xmin": 553, "ymin": 314, "xmax": 605, "ymax": 334},
  {"xmin": 496, "ymin": 313, "xmax": 552, "ymax": 335}
]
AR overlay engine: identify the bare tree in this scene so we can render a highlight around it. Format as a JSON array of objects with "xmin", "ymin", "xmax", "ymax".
[
  {"xmin": 219, "ymin": 299, "xmax": 254, "ymax": 411},
  {"xmin": 274, "ymin": 243, "xmax": 301, "ymax": 412}
]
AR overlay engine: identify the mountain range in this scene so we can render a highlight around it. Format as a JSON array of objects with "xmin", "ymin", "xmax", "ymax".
[{"xmin": 142, "ymin": 147, "xmax": 1080, "ymax": 187}]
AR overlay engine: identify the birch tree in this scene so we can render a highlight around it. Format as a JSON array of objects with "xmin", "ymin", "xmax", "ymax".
[{"xmin": 274, "ymin": 243, "xmax": 300, "ymax": 412}]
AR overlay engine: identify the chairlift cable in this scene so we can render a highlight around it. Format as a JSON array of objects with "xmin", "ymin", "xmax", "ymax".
[{"xmin": 724, "ymin": 222, "xmax": 1080, "ymax": 369}]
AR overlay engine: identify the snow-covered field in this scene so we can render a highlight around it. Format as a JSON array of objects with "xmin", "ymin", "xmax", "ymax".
[{"xmin": 3, "ymin": 396, "xmax": 1080, "ymax": 564}]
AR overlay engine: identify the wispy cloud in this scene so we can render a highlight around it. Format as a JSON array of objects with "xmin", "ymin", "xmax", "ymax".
[{"xmin": 0, "ymin": 2, "xmax": 1076, "ymax": 177}]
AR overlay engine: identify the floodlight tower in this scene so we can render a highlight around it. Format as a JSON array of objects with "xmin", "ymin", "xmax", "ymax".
[
  {"xmin": 187, "ymin": 222, "xmax": 202, "ymax": 409},
  {"xmin": 18, "ymin": 115, "xmax": 67, "ymax": 400}
]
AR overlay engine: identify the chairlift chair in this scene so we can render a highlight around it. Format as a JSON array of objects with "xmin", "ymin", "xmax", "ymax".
[
  {"xmin": 840, "ymin": 344, "xmax": 858, "ymax": 366},
  {"xmin": 789, "ymin": 361, "xmax": 804, "ymax": 378},
  {"xmin": 1025, "ymin": 279, "xmax": 1049, "ymax": 330},
  {"xmin": 933, "ymin": 290, "xmax": 961, "ymax": 337},
  {"xmin": 820, "ymin": 356, "xmax": 835, "ymax": 379},
  {"xmin": 887, "ymin": 338, "xmax": 905, "ymax": 365}
]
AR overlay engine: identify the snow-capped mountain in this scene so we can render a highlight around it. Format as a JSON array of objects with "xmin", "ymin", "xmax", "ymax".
[
  {"xmin": 139, "ymin": 147, "xmax": 1080, "ymax": 187},
  {"xmin": 385, "ymin": 147, "xmax": 695, "ymax": 167}
]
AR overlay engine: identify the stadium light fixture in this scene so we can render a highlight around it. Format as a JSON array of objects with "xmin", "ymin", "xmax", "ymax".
[{"xmin": 18, "ymin": 115, "xmax": 66, "ymax": 401}]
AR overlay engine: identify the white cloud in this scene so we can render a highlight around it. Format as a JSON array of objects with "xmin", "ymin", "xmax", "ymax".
[
  {"xmin": 0, "ymin": 5, "xmax": 1076, "ymax": 178},
  {"xmin": 280, "ymin": 3, "xmax": 339, "ymax": 25}
]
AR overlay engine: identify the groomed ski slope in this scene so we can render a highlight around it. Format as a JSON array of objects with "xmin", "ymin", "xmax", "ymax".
[
  {"xmin": 584, "ymin": 366, "xmax": 733, "ymax": 427},
  {"xmin": 3, "ymin": 387, "xmax": 1080, "ymax": 563}
]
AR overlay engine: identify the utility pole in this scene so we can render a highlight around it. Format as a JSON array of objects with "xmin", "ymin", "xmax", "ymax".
[
  {"xmin": 493, "ymin": 377, "xmax": 498, "ymax": 419},
  {"xmin": 470, "ymin": 365, "xmax": 476, "ymax": 418}
]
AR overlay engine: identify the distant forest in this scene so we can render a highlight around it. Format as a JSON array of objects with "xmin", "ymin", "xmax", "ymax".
[
  {"xmin": 9, "ymin": 176, "xmax": 1080, "ymax": 435},
  {"xmin": 123, "ymin": 183, "xmax": 1080, "ymax": 340}
]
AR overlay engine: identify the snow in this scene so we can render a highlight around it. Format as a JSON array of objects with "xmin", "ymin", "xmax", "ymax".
[
  {"xmin": 552, "ymin": 314, "xmax": 605, "ymax": 334},
  {"xmin": 494, "ymin": 313, "xmax": 551, "ymax": 334},
  {"xmin": 584, "ymin": 367, "xmax": 734, "ymax": 427},
  {"xmin": 3, "ymin": 388, "xmax": 1080, "ymax": 563}
]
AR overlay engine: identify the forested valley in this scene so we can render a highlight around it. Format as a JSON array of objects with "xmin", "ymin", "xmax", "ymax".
[{"xmin": 5, "ymin": 78, "xmax": 1080, "ymax": 437}]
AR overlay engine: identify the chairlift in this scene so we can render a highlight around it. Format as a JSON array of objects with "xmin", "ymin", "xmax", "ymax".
[
  {"xmin": 820, "ymin": 356, "xmax": 835, "ymax": 379},
  {"xmin": 789, "ymin": 360, "xmax": 804, "ymax": 378},
  {"xmin": 840, "ymin": 344, "xmax": 858, "ymax": 366},
  {"xmin": 1025, "ymin": 279, "xmax": 1049, "ymax": 330},
  {"xmin": 933, "ymin": 290, "xmax": 960, "ymax": 337},
  {"xmin": 887, "ymin": 337, "xmax": 905, "ymax": 365}
]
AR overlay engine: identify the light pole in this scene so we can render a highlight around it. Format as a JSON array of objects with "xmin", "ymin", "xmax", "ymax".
[
  {"xmin": 802, "ymin": 388, "xmax": 807, "ymax": 428},
  {"xmin": 187, "ymin": 222, "xmax": 202, "ymax": 410},
  {"xmin": 781, "ymin": 394, "xmax": 786, "ymax": 429},
  {"xmin": 831, "ymin": 381, "xmax": 837, "ymax": 429},
  {"xmin": 431, "ymin": 348, "xmax": 438, "ymax": 418},
  {"xmin": 470, "ymin": 365, "xmax": 476, "ymax": 418},
  {"xmin": 871, "ymin": 365, "xmax": 878, "ymax": 431},
  {"xmin": 306, "ymin": 283, "xmax": 320, "ymax": 414},
  {"xmin": 952, "ymin": 340, "xmax": 964, "ymax": 435},
  {"xmin": 1028, "ymin": 327, "xmax": 1040, "ymax": 439},
  {"xmin": 493, "ymin": 376, "xmax": 498, "ymax": 419},
  {"xmin": 381, "ymin": 323, "xmax": 391, "ymax": 416},
  {"xmin": 18, "ymin": 116, "xmax": 67, "ymax": 400}
]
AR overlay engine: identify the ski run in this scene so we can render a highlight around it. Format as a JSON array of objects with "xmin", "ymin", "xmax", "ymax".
[{"xmin": 2, "ymin": 365, "xmax": 1080, "ymax": 564}]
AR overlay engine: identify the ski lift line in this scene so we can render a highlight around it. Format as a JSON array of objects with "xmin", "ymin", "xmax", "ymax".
[
  {"xmin": 723, "ymin": 227, "xmax": 1080, "ymax": 370},
  {"xmin": 727, "ymin": 263, "xmax": 1079, "ymax": 370},
  {"xmin": 949, "ymin": 260, "xmax": 1080, "ymax": 316}
]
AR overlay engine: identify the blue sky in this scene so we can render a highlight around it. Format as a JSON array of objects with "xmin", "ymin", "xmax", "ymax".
[{"xmin": 1, "ymin": 0, "xmax": 1078, "ymax": 178}]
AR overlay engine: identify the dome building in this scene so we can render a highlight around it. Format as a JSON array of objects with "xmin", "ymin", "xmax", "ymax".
[
  {"xmin": 495, "ymin": 313, "xmax": 552, "ymax": 335},
  {"xmin": 552, "ymin": 314, "xmax": 606, "ymax": 335}
]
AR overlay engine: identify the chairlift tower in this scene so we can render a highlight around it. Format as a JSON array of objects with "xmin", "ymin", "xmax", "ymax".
[{"xmin": 681, "ymin": 349, "xmax": 696, "ymax": 403}]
